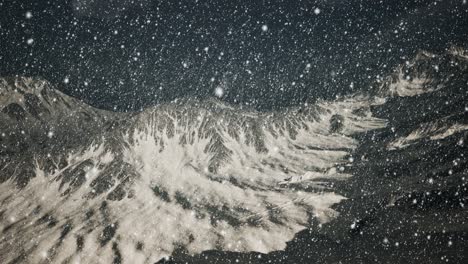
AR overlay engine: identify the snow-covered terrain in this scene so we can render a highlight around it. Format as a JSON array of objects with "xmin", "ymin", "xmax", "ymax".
[{"xmin": 1, "ymin": 49, "xmax": 467, "ymax": 263}]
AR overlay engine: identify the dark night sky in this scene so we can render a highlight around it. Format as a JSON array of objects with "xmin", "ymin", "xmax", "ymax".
[{"xmin": 1, "ymin": 0, "xmax": 467, "ymax": 111}]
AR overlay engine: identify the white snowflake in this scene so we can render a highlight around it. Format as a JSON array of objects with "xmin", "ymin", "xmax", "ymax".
[{"xmin": 214, "ymin": 87, "xmax": 224, "ymax": 98}]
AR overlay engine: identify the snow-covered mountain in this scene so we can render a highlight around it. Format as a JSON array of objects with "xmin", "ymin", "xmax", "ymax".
[{"xmin": 0, "ymin": 48, "xmax": 467, "ymax": 263}]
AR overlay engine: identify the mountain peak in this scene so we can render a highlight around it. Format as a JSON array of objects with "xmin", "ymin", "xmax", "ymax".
[{"xmin": 377, "ymin": 47, "xmax": 468, "ymax": 97}]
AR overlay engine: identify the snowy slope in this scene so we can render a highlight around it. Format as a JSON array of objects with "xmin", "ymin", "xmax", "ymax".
[{"xmin": 1, "ymin": 48, "xmax": 467, "ymax": 263}]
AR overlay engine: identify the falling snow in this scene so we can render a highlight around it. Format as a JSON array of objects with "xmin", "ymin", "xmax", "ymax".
[{"xmin": 0, "ymin": 0, "xmax": 468, "ymax": 263}]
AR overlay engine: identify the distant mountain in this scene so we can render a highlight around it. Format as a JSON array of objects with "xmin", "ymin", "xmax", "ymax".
[{"xmin": 0, "ymin": 48, "xmax": 467, "ymax": 264}]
